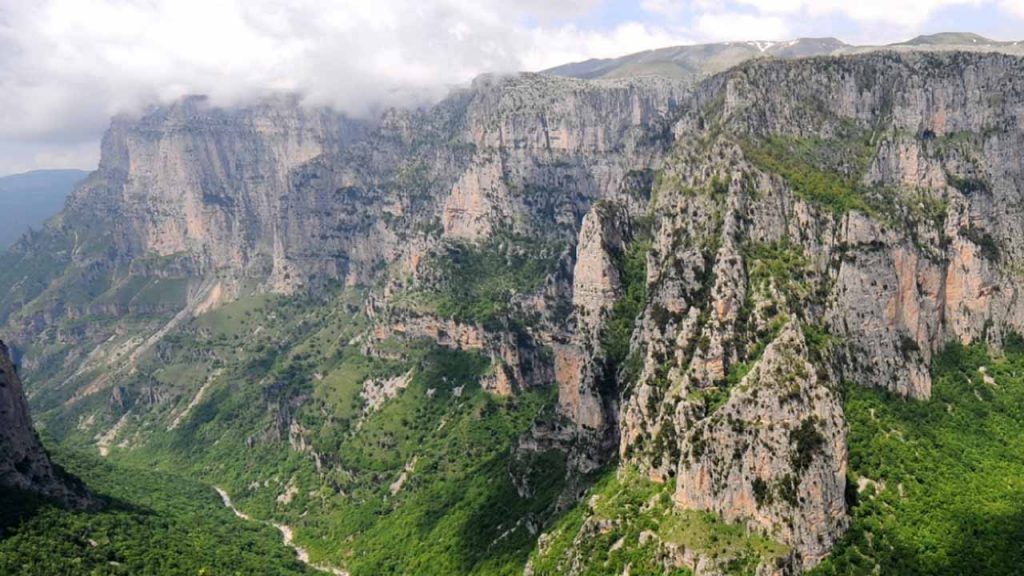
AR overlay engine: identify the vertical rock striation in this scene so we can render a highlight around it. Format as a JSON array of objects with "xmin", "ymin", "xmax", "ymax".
[
  {"xmin": 5, "ymin": 47, "xmax": 1024, "ymax": 572},
  {"xmin": 554, "ymin": 201, "xmax": 632, "ymax": 472}
]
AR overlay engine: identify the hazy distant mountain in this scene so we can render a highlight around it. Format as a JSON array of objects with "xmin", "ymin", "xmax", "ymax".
[
  {"xmin": 0, "ymin": 169, "xmax": 87, "ymax": 248},
  {"xmin": 543, "ymin": 38, "xmax": 849, "ymax": 81},
  {"xmin": 544, "ymin": 32, "xmax": 1023, "ymax": 81},
  {"xmin": 898, "ymin": 32, "xmax": 1004, "ymax": 46}
]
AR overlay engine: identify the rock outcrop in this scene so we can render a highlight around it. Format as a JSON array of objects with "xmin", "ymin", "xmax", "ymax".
[
  {"xmin": 619, "ymin": 51, "xmax": 1024, "ymax": 569},
  {"xmin": 555, "ymin": 201, "xmax": 632, "ymax": 471},
  {"xmin": 6, "ymin": 45, "xmax": 1024, "ymax": 573},
  {"xmin": 58, "ymin": 74, "xmax": 684, "ymax": 296},
  {"xmin": 0, "ymin": 340, "xmax": 88, "ymax": 507},
  {"xmin": 674, "ymin": 323, "xmax": 847, "ymax": 569}
]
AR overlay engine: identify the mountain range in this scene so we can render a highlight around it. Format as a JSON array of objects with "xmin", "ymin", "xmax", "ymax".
[
  {"xmin": 2, "ymin": 33, "xmax": 1024, "ymax": 575},
  {"xmin": 0, "ymin": 170, "xmax": 88, "ymax": 248},
  {"xmin": 544, "ymin": 32, "xmax": 1024, "ymax": 80}
]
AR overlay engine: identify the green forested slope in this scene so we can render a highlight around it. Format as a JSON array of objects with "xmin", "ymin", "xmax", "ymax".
[
  {"xmin": 812, "ymin": 341, "xmax": 1024, "ymax": 575},
  {"xmin": 0, "ymin": 448, "xmax": 310, "ymax": 575},
  {"xmin": 29, "ymin": 282, "xmax": 569, "ymax": 575}
]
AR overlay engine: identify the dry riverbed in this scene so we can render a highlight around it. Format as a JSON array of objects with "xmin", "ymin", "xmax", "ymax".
[{"xmin": 215, "ymin": 486, "xmax": 347, "ymax": 576}]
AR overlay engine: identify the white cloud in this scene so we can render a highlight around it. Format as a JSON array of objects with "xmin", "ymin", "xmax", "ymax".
[
  {"xmin": 0, "ymin": 0, "xmax": 1019, "ymax": 174},
  {"xmin": 999, "ymin": 0, "xmax": 1024, "ymax": 18},
  {"xmin": 645, "ymin": 0, "xmax": 1019, "ymax": 29},
  {"xmin": 0, "ymin": 0, "xmax": 516, "ymax": 137},
  {"xmin": 639, "ymin": 0, "xmax": 686, "ymax": 18},
  {"xmin": 638, "ymin": 2, "xmax": 792, "ymax": 42},
  {"xmin": 692, "ymin": 11, "xmax": 791, "ymax": 41},
  {"xmin": 789, "ymin": 0, "xmax": 985, "ymax": 27},
  {"xmin": 0, "ymin": 141, "xmax": 101, "ymax": 176},
  {"xmin": 521, "ymin": 23, "xmax": 693, "ymax": 70},
  {"xmin": 0, "ymin": 0, "xmax": 693, "ymax": 173}
]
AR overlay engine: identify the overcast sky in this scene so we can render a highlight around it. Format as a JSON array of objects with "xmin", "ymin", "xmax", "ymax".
[{"xmin": 1, "ymin": 0, "xmax": 1022, "ymax": 176}]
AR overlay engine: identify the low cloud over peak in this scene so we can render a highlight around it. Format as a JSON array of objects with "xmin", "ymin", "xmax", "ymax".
[{"xmin": 0, "ymin": 0, "xmax": 1020, "ymax": 175}]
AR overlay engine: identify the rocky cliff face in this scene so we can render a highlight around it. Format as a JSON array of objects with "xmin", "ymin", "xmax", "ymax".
[
  {"xmin": 5, "ymin": 46, "xmax": 1024, "ymax": 574},
  {"xmin": 673, "ymin": 323, "xmax": 847, "ymax": 569},
  {"xmin": 0, "ymin": 72, "xmax": 682, "ymax": 424},
  {"xmin": 61, "ymin": 75, "xmax": 682, "ymax": 296},
  {"xmin": 67, "ymin": 95, "xmax": 372, "ymax": 292},
  {"xmin": 615, "ymin": 50, "xmax": 1024, "ymax": 569},
  {"xmin": 550, "ymin": 201, "xmax": 633, "ymax": 472},
  {"xmin": 0, "ymin": 340, "xmax": 87, "ymax": 507},
  {"xmin": 721, "ymin": 51, "xmax": 1024, "ymax": 397}
]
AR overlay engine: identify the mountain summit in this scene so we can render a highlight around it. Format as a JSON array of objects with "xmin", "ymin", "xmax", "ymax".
[{"xmin": 544, "ymin": 32, "xmax": 1022, "ymax": 82}]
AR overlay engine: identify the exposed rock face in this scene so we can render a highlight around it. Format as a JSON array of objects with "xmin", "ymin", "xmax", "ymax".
[
  {"xmin": 7, "ymin": 47, "xmax": 1024, "ymax": 573},
  {"xmin": 572, "ymin": 203, "xmax": 630, "ymax": 331},
  {"xmin": 442, "ymin": 160, "xmax": 504, "ymax": 241},
  {"xmin": 63, "ymin": 74, "xmax": 683, "ymax": 295},
  {"xmin": 0, "ymin": 340, "xmax": 87, "ymax": 507},
  {"xmin": 0, "ymin": 72, "xmax": 684, "ymax": 436},
  {"xmin": 732, "ymin": 52, "xmax": 1024, "ymax": 397},
  {"xmin": 360, "ymin": 371, "xmax": 414, "ymax": 414},
  {"xmin": 619, "ymin": 51, "xmax": 1024, "ymax": 569},
  {"xmin": 825, "ymin": 213, "xmax": 940, "ymax": 398},
  {"xmin": 368, "ymin": 314, "xmax": 551, "ymax": 396},
  {"xmin": 69, "ymin": 95, "xmax": 374, "ymax": 292},
  {"xmin": 554, "ymin": 202, "xmax": 632, "ymax": 471},
  {"xmin": 674, "ymin": 323, "xmax": 847, "ymax": 570}
]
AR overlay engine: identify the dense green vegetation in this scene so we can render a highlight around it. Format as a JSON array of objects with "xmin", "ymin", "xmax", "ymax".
[
  {"xmin": 0, "ymin": 226, "xmax": 74, "ymax": 323},
  {"xmin": 41, "ymin": 285, "xmax": 572, "ymax": 576},
  {"xmin": 278, "ymin": 348, "xmax": 566, "ymax": 576},
  {"xmin": 528, "ymin": 468, "xmax": 789, "ymax": 575},
  {"xmin": 811, "ymin": 341, "xmax": 1024, "ymax": 575},
  {"xmin": 0, "ymin": 448, "xmax": 309, "ymax": 575},
  {"xmin": 742, "ymin": 240, "xmax": 812, "ymax": 313},
  {"xmin": 740, "ymin": 135, "xmax": 876, "ymax": 216},
  {"xmin": 426, "ymin": 235, "xmax": 562, "ymax": 329},
  {"xmin": 316, "ymin": 384, "xmax": 566, "ymax": 575},
  {"xmin": 739, "ymin": 132, "xmax": 956, "ymax": 243},
  {"xmin": 602, "ymin": 237, "xmax": 650, "ymax": 372}
]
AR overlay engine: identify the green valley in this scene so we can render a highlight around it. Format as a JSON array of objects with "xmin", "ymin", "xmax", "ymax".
[{"xmin": 4, "ymin": 29, "xmax": 1024, "ymax": 576}]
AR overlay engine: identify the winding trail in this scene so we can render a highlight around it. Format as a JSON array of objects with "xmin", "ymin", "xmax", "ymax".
[{"xmin": 215, "ymin": 486, "xmax": 347, "ymax": 576}]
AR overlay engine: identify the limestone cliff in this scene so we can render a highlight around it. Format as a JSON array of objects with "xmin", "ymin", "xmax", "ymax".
[
  {"xmin": 617, "ymin": 51, "xmax": 1024, "ymax": 569},
  {"xmin": 0, "ymin": 340, "xmax": 87, "ymax": 507},
  {"xmin": 674, "ymin": 323, "xmax": 847, "ymax": 570},
  {"xmin": 61, "ymin": 75, "xmax": 683, "ymax": 295},
  {"xmin": 554, "ymin": 201, "xmax": 633, "ymax": 472},
  {"xmin": 5, "ymin": 44, "xmax": 1024, "ymax": 574}
]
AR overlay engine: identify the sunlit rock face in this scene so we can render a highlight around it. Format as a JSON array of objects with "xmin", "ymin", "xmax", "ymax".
[
  {"xmin": 619, "ymin": 51, "xmax": 1024, "ymax": 570},
  {"xmin": 7, "ymin": 47, "xmax": 1024, "ymax": 572}
]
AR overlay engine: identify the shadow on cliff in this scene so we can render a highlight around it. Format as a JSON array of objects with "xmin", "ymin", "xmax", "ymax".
[
  {"xmin": 821, "ymin": 501, "xmax": 1024, "ymax": 576},
  {"xmin": 446, "ymin": 449, "xmax": 577, "ymax": 573},
  {"xmin": 0, "ymin": 487, "xmax": 48, "ymax": 538},
  {"xmin": 0, "ymin": 486, "xmax": 139, "ymax": 540}
]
